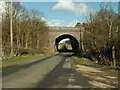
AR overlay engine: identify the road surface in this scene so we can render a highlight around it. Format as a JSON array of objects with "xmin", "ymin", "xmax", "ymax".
[{"xmin": 2, "ymin": 53, "xmax": 119, "ymax": 88}]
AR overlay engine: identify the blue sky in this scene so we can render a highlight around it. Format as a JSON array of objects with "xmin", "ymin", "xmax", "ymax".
[
  {"xmin": 22, "ymin": 1, "xmax": 118, "ymax": 26},
  {"xmin": 0, "ymin": 0, "xmax": 118, "ymax": 26}
]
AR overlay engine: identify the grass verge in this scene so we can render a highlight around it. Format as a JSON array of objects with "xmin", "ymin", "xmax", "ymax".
[
  {"xmin": 2, "ymin": 52, "xmax": 58, "ymax": 68},
  {"xmin": 71, "ymin": 56, "xmax": 102, "ymax": 67},
  {"xmin": 71, "ymin": 56, "xmax": 120, "ymax": 71}
]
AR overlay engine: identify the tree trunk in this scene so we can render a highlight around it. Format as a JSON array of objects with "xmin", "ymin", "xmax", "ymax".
[
  {"xmin": 25, "ymin": 31, "xmax": 29, "ymax": 48},
  {"xmin": 10, "ymin": 1, "xmax": 14, "ymax": 57},
  {"xmin": 108, "ymin": 22, "xmax": 112, "ymax": 41}
]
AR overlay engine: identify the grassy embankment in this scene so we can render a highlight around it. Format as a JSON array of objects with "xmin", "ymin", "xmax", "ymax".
[
  {"xmin": 2, "ymin": 52, "xmax": 58, "ymax": 68},
  {"xmin": 71, "ymin": 56, "xmax": 120, "ymax": 70},
  {"xmin": 71, "ymin": 56, "xmax": 101, "ymax": 67}
]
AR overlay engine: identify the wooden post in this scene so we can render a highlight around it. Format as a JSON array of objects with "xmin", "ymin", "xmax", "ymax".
[
  {"xmin": 112, "ymin": 46, "xmax": 116, "ymax": 67},
  {"xmin": 81, "ymin": 27, "xmax": 84, "ymax": 51}
]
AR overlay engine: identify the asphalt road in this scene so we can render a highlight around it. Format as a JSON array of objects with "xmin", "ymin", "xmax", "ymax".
[
  {"xmin": 2, "ymin": 53, "xmax": 118, "ymax": 88},
  {"xmin": 2, "ymin": 53, "xmax": 83, "ymax": 88}
]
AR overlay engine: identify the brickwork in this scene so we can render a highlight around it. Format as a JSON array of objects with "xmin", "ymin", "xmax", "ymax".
[{"xmin": 47, "ymin": 26, "xmax": 83, "ymax": 52}]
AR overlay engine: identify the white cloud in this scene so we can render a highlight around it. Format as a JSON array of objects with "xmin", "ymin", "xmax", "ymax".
[
  {"xmin": 67, "ymin": 19, "xmax": 78, "ymax": 27},
  {"xmin": 41, "ymin": 17, "xmax": 47, "ymax": 22},
  {"xmin": 74, "ymin": 3, "xmax": 96, "ymax": 16},
  {"xmin": 52, "ymin": 0, "xmax": 96, "ymax": 16},
  {"xmin": 53, "ymin": 0, "xmax": 75, "ymax": 12},
  {"xmin": 47, "ymin": 19, "xmax": 65, "ymax": 26},
  {"xmin": 47, "ymin": 19, "xmax": 81, "ymax": 27}
]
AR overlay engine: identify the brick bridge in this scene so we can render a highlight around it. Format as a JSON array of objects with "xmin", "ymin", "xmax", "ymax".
[{"xmin": 47, "ymin": 23, "xmax": 85, "ymax": 52}]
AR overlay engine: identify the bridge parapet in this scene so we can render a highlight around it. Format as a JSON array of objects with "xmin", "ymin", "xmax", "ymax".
[{"xmin": 48, "ymin": 26, "xmax": 84, "ymax": 32}]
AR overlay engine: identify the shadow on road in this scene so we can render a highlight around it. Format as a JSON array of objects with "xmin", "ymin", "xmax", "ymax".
[
  {"xmin": 34, "ymin": 54, "xmax": 91, "ymax": 88},
  {"xmin": 3, "ymin": 53, "xmax": 59, "ymax": 76},
  {"xmin": 72, "ymin": 64, "xmax": 119, "ymax": 88},
  {"xmin": 33, "ymin": 53, "xmax": 119, "ymax": 88},
  {"xmin": 3, "ymin": 52, "xmax": 117, "ymax": 88},
  {"xmin": 34, "ymin": 55, "xmax": 70, "ymax": 88}
]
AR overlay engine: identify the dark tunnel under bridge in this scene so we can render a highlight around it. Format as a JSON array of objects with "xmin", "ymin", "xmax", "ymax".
[{"xmin": 55, "ymin": 34, "xmax": 80, "ymax": 53}]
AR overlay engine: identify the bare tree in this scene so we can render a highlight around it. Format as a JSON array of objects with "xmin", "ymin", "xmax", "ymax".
[
  {"xmin": 84, "ymin": 2, "xmax": 119, "ymax": 67},
  {"xmin": 2, "ymin": 1, "xmax": 49, "ymax": 56}
]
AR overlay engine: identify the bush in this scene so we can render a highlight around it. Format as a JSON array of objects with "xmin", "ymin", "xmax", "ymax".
[{"xmin": 15, "ymin": 48, "xmax": 29, "ymax": 56}]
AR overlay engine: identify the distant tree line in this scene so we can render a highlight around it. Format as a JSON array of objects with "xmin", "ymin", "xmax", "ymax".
[
  {"xmin": 81, "ymin": 3, "xmax": 120, "ymax": 68},
  {"xmin": 2, "ymin": 2, "xmax": 49, "ymax": 57}
]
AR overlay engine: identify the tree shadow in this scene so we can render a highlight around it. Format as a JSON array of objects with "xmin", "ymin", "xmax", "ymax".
[
  {"xmin": 34, "ymin": 56, "xmax": 91, "ymax": 88},
  {"xmin": 34, "ymin": 56, "xmax": 68, "ymax": 88},
  {"xmin": 3, "ymin": 53, "xmax": 59, "ymax": 77},
  {"xmin": 74, "ymin": 64, "xmax": 119, "ymax": 88}
]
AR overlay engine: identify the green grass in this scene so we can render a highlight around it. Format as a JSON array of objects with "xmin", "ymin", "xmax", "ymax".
[
  {"xmin": 2, "ymin": 52, "xmax": 58, "ymax": 68},
  {"xmin": 72, "ymin": 56, "xmax": 120, "ymax": 70},
  {"xmin": 71, "ymin": 56, "xmax": 101, "ymax": 67}
]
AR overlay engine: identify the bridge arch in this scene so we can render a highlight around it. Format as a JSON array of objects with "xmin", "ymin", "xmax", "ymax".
[
  {"xmin": 48, "ymin": 26, "xmax": 82, "ymax": 52},
  {"xmin": 55, "ymin": 34, "xmax": 79, "ymax": 52}
]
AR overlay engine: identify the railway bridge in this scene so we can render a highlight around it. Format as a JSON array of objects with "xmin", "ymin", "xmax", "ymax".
[{"xmin": 47, "ymin": 23, "xmax": 85, "ymax": 52}]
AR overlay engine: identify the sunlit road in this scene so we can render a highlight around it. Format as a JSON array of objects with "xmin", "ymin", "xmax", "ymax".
[
  {"xmin": 2, "ymin": 53, "xmax": 81, "ymax": 88},
  {"xmin": 2, "ymin": 53, "xmax": 118, "ymax": 88}
]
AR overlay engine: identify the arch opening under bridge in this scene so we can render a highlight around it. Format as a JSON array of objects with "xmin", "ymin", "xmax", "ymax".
[{"xmin": 55, "ymin": 34, "xmax": 80, "ymax": 52}]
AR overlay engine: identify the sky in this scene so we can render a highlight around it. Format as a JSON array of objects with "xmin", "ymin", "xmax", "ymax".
[
  {"xmin": 22, "ymin": 0, "xmax": 118, "ymax": 26},
  {"xmin": 0, "ymin": 0, "xmax": 119, "ymax": 26},
  {"xmin": 21, "ymin": 0, "xmax": 118, "ymax": 43},
  {"xmin": 59, "ymin": 38, "xmax": 70, "ymax": 44},
  {"xmin": 0, "ymin": 0, "xmax": 119, "ymax": 43}
]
